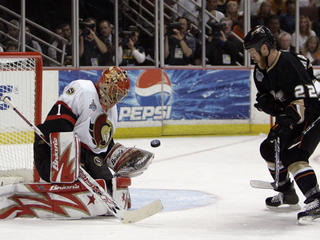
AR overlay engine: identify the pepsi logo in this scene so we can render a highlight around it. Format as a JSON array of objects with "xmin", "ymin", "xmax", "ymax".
[{"xmin": 135, "ymin": 69, "xmax": 172, "ymax": 106}]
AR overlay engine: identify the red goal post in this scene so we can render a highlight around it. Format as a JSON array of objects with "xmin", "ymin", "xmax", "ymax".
[{"xmin": 0, "ymin": 52, "xmax": 43, "ymax": 183}]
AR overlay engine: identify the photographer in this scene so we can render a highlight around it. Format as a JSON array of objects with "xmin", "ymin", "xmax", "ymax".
[
  {"xmin": 164, "ymin": 17, "xmax": 196, "ymax": 65},
  {"xmin": 79, "ymin": 17, "xmax": 107, "ymax": 66},
  {"xmin": 118, "ymin": 25, "xmax": 146, "ymax": 66},
  {"xmin": 98, "ymin": 19, "xmax": 115, "ymax": 66},
  {"xmin": 206, "ymin": 18, "xmax": 243, "ymax": 65}
]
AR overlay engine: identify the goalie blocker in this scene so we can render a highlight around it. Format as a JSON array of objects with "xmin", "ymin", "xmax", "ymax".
[{"xmin": 49, "ymin": 132, "xmax": 80, "ymax": 183}]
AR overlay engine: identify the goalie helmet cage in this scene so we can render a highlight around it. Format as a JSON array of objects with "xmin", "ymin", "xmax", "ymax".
[{"xmin": 0, "ymin": 52, "xmax": 42, "ymax": 182}]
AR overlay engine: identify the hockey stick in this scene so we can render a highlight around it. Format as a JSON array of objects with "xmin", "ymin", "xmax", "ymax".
[
  {"xmin": 1, "ymin": 96, "xmax": 163, "ymax": 223},
  {"xmin": 250, "ymin": 115, "xmax": 320, "ymax": 189},
  {"xmin": 274, "ymin": 137, "xmax": 280, "ymax": 189},
  {"xmin": 250, "ymin": 137, "xmax": 280, "ymax": 190}
]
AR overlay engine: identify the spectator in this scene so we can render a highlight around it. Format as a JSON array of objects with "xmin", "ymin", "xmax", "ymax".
[
  {"xmin": 216, "ymin": 0, "xmax": 228, "ymax": 14},
  {"xmin": 118, "ymin": 25, "xmax": 146, "ymax": 66},
  {"xmin": 163, "ymin": 0, "xmax": 178, "ymax": 24},
  {"xmin": 164, "ymin": 16, "xmax": 196, "ymax": 65},
  {"xmin": 4, "ymin": 19, "xmax": 20, "ymax": 49},
  {"xmin": 299, "ymin": 0, "xmax": 317, "ymax": 7},
  {"xmin": 267, "ymin": 15, "xmax": 286, "ymax": 47},
  {"xmin": 204, "ymin": 0, "xmax": 225, "ymax": 25},
  {"xmin": 64, "ymin": 55, "xmax": 72, "ymax": 66},
  {"xmin": 252, "ymin": 1, "xmax": 272, "ymax": 27},
  {"xmin": 7, "ymin": 19, "xmax": 19, "ymax": 40},
  {"xmin": 61, "ymin": 23, "xmax": 73, "ymax": 59},
  {"xmin": 25, "ymin": 25, "xmax": 43, "ymax": 53},
  {"xmin": 47, "ymin": 23, "xmax": 72, "ymax": 66},
  {"xmin": 5, "ymin": 40, "xmax": 18, "ymax": 52},
  {"xmin": 193, "ymin": 42, "xmax": 203, "ymax": 65},
  {"xmin": 291, "ymin": 15, "xmax": 316, "ymax": 51},
  {"xmin": 79, "ymin": 17, "xmax": 107, "ymax": 66},
  {"xmin": 239, "ymin": 0, "xmax": 264, "ymax": 17},
  {"xmin": 225, "ymin": 1, "xmax": 239, "ymax": 27},
  {"xmin": 232, "ymin": 11, "xmax": 244, "ymax": 39},
  {"xmin": 270, "ymin": 0, "xmax": 286, "ymax": 15},
  {"xmin": 301, "ymin": 35, "xmax": 320, "ymax": 65},
  {"xmin": 98, "ymin": 19, "xmax": 115, "ymax": 66},
  {"xmin": 312, "ymin": 20, "xmax": 320, "ymax": 38},
  {"xmin": 279, "ymin": 0, "xmax": 296, "ymax": 34},
  {"xmin": 47, "ymin": 25, "xmax": 65, "ymax": 66},
  {"xmin": 174, "ymin": 0, "xmax": 202, "ymax": 26},
  {"xmin": 277, "ymin": 31, "xmax": 295, "ymax": 53},
  {"xmin": 4, "ymin": 19, "xmax": 42, "ymax": 53},
  {"xmin": 206, "ymin": 17, "xmax": 243, "ymax": 65}
]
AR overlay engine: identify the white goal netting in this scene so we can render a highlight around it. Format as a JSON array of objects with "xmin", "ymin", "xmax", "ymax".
[{"xmin": 0, "ymin": 52, "xmax": 42, "ymax": 182}]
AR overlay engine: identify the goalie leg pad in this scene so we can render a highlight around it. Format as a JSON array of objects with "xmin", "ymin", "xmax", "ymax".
[
  {"xmin": 0, "ymin": 180, "xmax": 109, "ymax": 219},
  {"xmin": 106, "ymin": 143, "xmax": 154, "ymax": 177},
  {"xmin": 0, "ymin": 177, "xmax": 131, "ymax": 219},
  {"xmin": 104, "ymin": 177, "xmax": 131, "ymax": 216},
  {"xmin": 49, "ymin": 132, "xmax": 80, "ymax": 183}
]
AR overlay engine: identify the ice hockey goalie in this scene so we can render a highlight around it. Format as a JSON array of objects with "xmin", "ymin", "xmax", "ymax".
[{"xmin": 0, "ymin": 67, "xmax": 154, "ymax": 219}]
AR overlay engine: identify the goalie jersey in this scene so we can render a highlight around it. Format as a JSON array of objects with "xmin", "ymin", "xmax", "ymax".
[{"xmin": 42, "ymin": 79, "xmax": 117, "ymax": 154}]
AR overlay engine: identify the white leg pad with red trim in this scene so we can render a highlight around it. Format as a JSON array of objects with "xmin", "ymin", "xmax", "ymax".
[{"xmin": 0, "ymin": 177, "xmax": 131, "ymax": 219}]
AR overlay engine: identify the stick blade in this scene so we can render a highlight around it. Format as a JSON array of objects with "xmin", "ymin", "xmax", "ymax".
[
  {"xmin": 250, "ymin": 180, "xmax": 274, "ymax": 189},
  {"xmin": 121, "ymin": 199, "xmax": 163, "ymax": 224}
]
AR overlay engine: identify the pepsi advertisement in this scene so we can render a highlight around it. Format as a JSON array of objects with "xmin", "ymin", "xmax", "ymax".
[{"xmin": 59, "ymin": 68, "xmax": 250, "ymax": 122}]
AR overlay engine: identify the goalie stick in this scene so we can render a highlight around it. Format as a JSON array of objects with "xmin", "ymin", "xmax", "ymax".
[
  {"xmin": 250, "ymin": 115, "xmax": 320, "ymax": 190},
  {"xmin": 0, "ymin": 96, "xmax": 163, "ymax": 223}
]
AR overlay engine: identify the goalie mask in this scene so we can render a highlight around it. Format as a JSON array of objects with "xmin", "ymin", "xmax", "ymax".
[{"xmin": 97, "ymin": 66, "xmax": 130, "ymax": 111}]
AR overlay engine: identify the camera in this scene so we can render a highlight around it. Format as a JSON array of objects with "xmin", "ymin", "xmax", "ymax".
[
  {"xmin": 119, "ymin": 30, "xmax": 134, "ymax": 47},
  {"xmin": 79, "ymin": 20, "xmax": 96, "ymax": 37},
  {"xmin": 207, "ymin": 21, "xmax": 226, "ymax": 37},
  {"xmin": 166, "ymin": 21, "xmax": 183, "ymax": 35},
  {"xmin": 119, "ymin": 26, "xmax": 138, "ymax": 48}
]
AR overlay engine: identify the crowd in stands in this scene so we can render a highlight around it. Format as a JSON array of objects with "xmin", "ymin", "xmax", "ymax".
[{"xmin": 1, "ymin": 0, "xmax": 320, "ymax": 66}]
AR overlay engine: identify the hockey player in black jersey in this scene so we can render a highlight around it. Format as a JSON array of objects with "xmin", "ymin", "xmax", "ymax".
[{"xmin": 244, "ymin": 25, "xmax": 320, "ymax": 223}]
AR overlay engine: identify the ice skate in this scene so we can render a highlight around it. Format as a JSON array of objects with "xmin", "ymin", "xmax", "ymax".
[
  {"xmin": 298, "ymin": 198, "xmax": 320, "ymax": 224},
  {"xmin": 265, "ymin": 184, "xmax": 300, "ymax": 210}
]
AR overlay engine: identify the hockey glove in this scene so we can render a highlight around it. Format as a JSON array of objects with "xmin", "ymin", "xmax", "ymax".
[
  {"xmin": 254, "ymin": 93, "xmax": 284, "ymax": 116},
  {"xmin": 268, "ymin": 118, "xmax": 292, "ymax": 151},
  {"xmin": 267, "ymin": 104, "xmax": 301, "ymax": 151}
]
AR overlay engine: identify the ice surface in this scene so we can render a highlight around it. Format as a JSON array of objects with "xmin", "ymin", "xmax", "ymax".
[{"xmin": 1, "ymin": 135, "xmax": 320, "ymax": 240}]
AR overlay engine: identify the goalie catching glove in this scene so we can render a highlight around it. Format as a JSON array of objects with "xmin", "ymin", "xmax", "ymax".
[{"xmin": 105, "ymin": 143, "xmax": 154, "ymax": 177}]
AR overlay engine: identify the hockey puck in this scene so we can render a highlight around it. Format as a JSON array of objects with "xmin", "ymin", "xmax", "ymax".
[{"xmin": 150, "ymin": 139, "xmax": 161, "ymax": 148}]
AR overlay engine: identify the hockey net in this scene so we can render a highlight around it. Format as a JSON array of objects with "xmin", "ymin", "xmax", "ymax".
[{"xmin": 0, "ymin": 52, "xmax": 42, "ymax": 184}]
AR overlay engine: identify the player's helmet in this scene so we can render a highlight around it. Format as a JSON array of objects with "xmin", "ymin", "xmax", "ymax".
[
  {"xmin": 97, "ymin": 66, "xmax": 130, "ymax": 110},
  {"xmin": 243, "ymin": 25, "xmax": 275, "ymax": 50}
]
